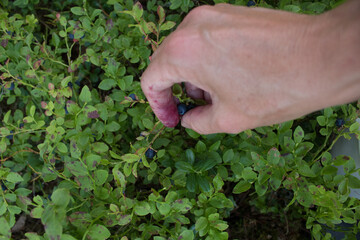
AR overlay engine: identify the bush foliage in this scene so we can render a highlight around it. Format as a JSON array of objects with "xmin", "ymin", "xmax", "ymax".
[{"xmin": 0, "ymin": 0, "xmax": 359, "ymax": 239}]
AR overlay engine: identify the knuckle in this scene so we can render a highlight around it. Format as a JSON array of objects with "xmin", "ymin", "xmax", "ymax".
[{"xmin": 187, "ymin": 5, "xmax": 213, "ymax": 19}]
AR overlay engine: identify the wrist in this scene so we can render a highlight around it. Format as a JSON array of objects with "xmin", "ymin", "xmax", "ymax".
[{"xmin": 311, "ymin": 0, "xmax": 360, "ymax": 108}]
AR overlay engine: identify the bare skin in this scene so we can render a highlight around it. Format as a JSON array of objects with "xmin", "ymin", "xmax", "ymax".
[{"xmin": 141, "ymin": 0, "xmax": 360, "ymax": 134}]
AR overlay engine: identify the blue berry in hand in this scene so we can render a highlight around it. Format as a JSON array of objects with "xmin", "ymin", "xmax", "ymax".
[
  {"xmin": 129, "ymin": 93, "xmax": 136, "ymax": 101},
  {"xmin": 145, "ymin": 149, "xmax": 155, "ymax": 159},
  {"xmin": 247, "ymin": 0, "xmax": 256, "ymax": 6},
  {"xmin": 335, "ymin": 119, "xmax": 345, "ymax": 127},
  {"xmin": 186, "ymin": 103, "xmax": 196, "ymax": 111},
  {"xmin": 177, "ymin": 104, "xmax": 187, "ymax": 116}
]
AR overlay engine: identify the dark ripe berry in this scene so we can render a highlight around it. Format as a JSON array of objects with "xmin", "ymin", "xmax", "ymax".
[
  {"xmin": 6, "ymin": 31, "xmax": 14, "ymax": 36},
  {"xmin": 6, "ymin": 131, "xmax": 14, "ymax": 140},
  {"xmin": 81, "ymin": 34, "xmax": 85, "ymax": 39},
  {"xmin": 247, "ymin": 0, "xmax": 256, "ymax": 6},
  {"xmin": 129, "ymin": 93, "xmax": 136, "ymax": 101},
  {"xmin": 19, "ymin": 123, "xmax": 24, "ymax": 128},
  {"xmin": 139, "ymin": 158, "xmax": 142, "ymax": 163},
  {"xmin": 75, "ymin": 80, "xmax": 81, "ymax": 86},
  {"xmin": 145, "ymin": 149, "xmax": 155, "ymax": 159},
  {"xmin": 335, "ymin": 119, "xmax": 345, "ymax": 127},
  {"xmin": 68, "ymin": 33, "xmax": 74, "ymax": 40},
  {"xmin": 48, "ymin": 194, "xmax": 52, "ymax": 200},
  {"xmin": 104, "ymin": 58, "xmax": 108, "ymax": 62},
  {"xmin": 7, "ymin": 82, "xmax": 14, "ymax": 90},
  {"xmin": 1, "ymin": 183, "xmax": 7, "ymax": 191},
  {"xmin": 177, "ymin": 104, "xmax": 187, "ymax": 116},
  {"xmin": 64, "ymin": 105, "xmax": 69, "ymax": 114},
  {"xmin": 186, "ymin": 103, "xmax": 196, "ymax": 111},
  {"xmin": 67, "ymin": 82, "xmax": 73, "ymax": 88}
]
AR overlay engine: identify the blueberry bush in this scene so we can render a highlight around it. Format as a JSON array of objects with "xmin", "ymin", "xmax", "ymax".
[{"xmin": 0, "ymin": 0, "xmax": 359, "ymax": 239}]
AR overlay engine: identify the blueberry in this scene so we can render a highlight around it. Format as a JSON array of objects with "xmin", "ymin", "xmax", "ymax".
[
  {"xmin": 1, "ymin": 183, "xmax": 7, "ymax": 191},
  {"xmin": 335, "ymin": 119, "xmax": 345, "ymax": 127},
  {"xmin": 129, "ymin": 93, "xmax": 136, "ymax": 101},
  {"xmin": 186, "ymin": 103, "xmax": 196, "ymax": 111},
  {"xmin": 139, "ymin": 158, "xmax": 143, "ymax": 163},
  {"xmin": 75, "ymin": 80, "xmax": 81, "ymax": 86},
  {"xmin": 48, "ymin": 194, "xmax": 52, "ymax": 200},
  {"xmin": 81, "ymin": 34, "xmax": 85, "ymax": 39},
  {"xmin": 6, "ymin": 131, "xmax": 14, "ymax": 140},
  {"xmin": 247, "ymin": 0, "xmax": 256, "ymax": 6},
  {"xmin": 67, "ymin": 82, "xmax": 73, "ymax": 88},
  {"xmin": 68, "ymin": 33, "xmax": 74, "ymax": 40},
  {"xmin": 6, "ymin": 31, "xmax": 14, "ymax": 36},
  {"xmin": 64, "ymin": 105, "xmax": 69, "ymax": 114},
  {"xmin": 145, "ymin": 149, "xmax": 156, "ymax": 159},
  {"xmin": 177, "ymin": 103, "xmax": 187, "ymax": 116},
  {"xmin": 6, "ymin": 82, "xmax": 14, "ymax": 90},
  {"xmin": 19, "ymin": 123, "xmax": 24, "ymax": 128},
  {"xmin": 104, "ymin": 58, "xmax": 108, "ymax": 62}
]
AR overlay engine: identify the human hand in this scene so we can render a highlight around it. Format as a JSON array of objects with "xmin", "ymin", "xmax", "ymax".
[{"xmin": 141, "ymin": 3, "xmax": 360, "ymax": 134}]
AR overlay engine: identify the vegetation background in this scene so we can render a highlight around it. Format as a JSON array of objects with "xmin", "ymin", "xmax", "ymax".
[{"xmin": 0, "ymin": 0, "xmax": 359, "ymax": 239}]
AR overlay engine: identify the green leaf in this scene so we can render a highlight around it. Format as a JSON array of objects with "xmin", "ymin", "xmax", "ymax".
[
  {"xmin": 267, "ymin": 147, "xmax": 280, "ymax": 165},
  {"xmin": 157, "ymin": 202, "xmax": 171, "ymax": 216},
  {"xmin": 179, "ymin": 230, "xmax": 194, "ymax": 240},
  {"xmin": 0, "ymin": 140, "xmax": 6, "ymax": 153},
  {"xmin": 186, "ymin": 173, "xmax": 197, "ymax": 192},
  {"xmin": 223, "ymin": 149, "xmax": 234, "ymax": 163},
  {"xmin": 294, "ymin": 126, "xmax": 304, "ymax": 143},
  {"xmin": 242, "ymin": 167, "xmax": 257, "ymax": 181},
  {"xmin": 157, "ymin": 6, "xmax": 165, "ymax": 25},
  {"xmin": 87, "ymin": 224, "xmax": 111, "ymax": 240},
  {"xmin": 185, "ymin": 149, "xmax": 195, "ymax": 164},
  {"xmin": 321, "ymin": 165, "xmax": 338, "ymax": 175},
  {"xmin": 197, "ymin": 175, "xmax": 210, "ymax": 192},
  {"xmin": 105, "ymin": 121, "xmax": 120, "ymax": 132},
  {"xmin": 348, "ymin": 175, "xmax": 360, "ymax": 189},
  {"xmin": 213, "ymin": 175, "xmax": 224, "ymax": 192},
  {"xmin": 71, "ymin": 7, "xmax": 85, "ymax": 15},
  {"xmin": 0, "ymin": 217, "xmax": 11, "ymax": 238},
  {"xmin": 349, "ymin": 122, "xmax": 360, "ymax": 132},
  {"xmin": 99, "ymin": 79, "xmax": 116, "ymax": 90},
  {"xmin": 57, "ymin": 142, "xmax": 68, "ymax": 153},
  {"xmin": 118, "ymin": 214, "xmax": 132, "ymax": 225},
  {"xmin": 297, "ymin": 160, "xmax": 316, "ymax": 177},
  {"xmin": 94, "ymin": 170, "xmax": 108, "ymax": 186},
  {"xmin": 316, "ymin": 116, "xmax": 326, "ymax": 126},
  {"xmin": 233, "ymin": 180, "xmax": 251, "ymax": 194},
  {"xmin": 121, "ymin": 154, "xmax": 140, "ymax": 163},
  {"xmin": 195, "ymin": 217, "xmax": 208, "ymax": 231},
  {"xmin": 6, "ymin": 172, "xmax": 23, "ymax": 183},
  {"xmin": 132, "ymin": 2, "xmax": 143, "ymax": 21},
  {"xmin": 113, "ymin": 167, "xmax": 126, "ymax": 188},
  {"xmin": 52, "ymin": 188, "xmax": 70, "ymax": 208},
  {"xmin": 175, "ymin": 161, "xmax": 193, "ymax": 173},
  {"xmin": 92, "ymin": 142, "xmax": 109, "ymax": 153},
  {"xmin": 255, "ymin": 181, "xmax": 268, "ymax": 196},
  {"xmin": 134, "ymin": 201, "xmax": 151, "ymax": 216},
  {"xmin": 79, "ymin": 86, "xmax": 92, "ymax": 102}
]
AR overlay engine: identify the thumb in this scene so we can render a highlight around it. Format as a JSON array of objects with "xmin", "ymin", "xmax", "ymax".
[{"xmin": 181, "ymin": 105, "xmax": 219, "ymax": 135}]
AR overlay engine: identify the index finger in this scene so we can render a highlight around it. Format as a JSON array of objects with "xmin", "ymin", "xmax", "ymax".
[{"xmin": 141, "ymin": 60, "xmax": 180, "ymax": 128}]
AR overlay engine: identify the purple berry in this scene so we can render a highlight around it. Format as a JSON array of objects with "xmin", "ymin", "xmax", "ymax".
[
  {"xmin": 335, "ymin": 119, "xmax": 345, "ymax": 127},
  {"xmin": 145, "ymin": 149, "xmax": 155, "ymax": 159},
  {"xmin": 247, "ymin": 0, "xmax": 256, "ymax": 6},
  {"xmin": 6, "ymin": 131, "xmax": 14, "ymax": 140},
  {"xmin": 129, "ymin": 93, "xmax": 136, "ymax": 101},
  {"xmin": 6, "ymin": 82, "xmax": 14, "ymax": 90},
  {"xmin": 177, "ymin": 104, "xmax": 187, "ymax": 116}
]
